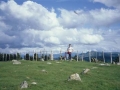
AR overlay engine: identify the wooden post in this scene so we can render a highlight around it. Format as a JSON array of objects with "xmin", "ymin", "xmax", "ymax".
[
  {"xmin": 96, "ymin": 51, "xmax": 97, "ymax": 60},
  {"xmin": 40, "ymin": 51, "xmax": 42, "ymax": 60},
  {"xmin": 16, "ymin": 52, "xmax": 17, "ymax": 60},
  {"xmin": 46, "ymin": 51, "xmax": 48, "ymax": 61},
  {"xmin": 51, "ymin": 50, "xmax": 53, "ymax": 60},
  {"xmin": 103, "ymin": 51, "xmax": 105, "ymax": 63},
  {"xmin": 25, "ymin": 52, "xmax": 26, "ymax": 60},
  {"xmin": 36, "ymin": 51, "xmax": 37, "ymax": 61},
  {"xmin": 19, "ymin": 52, "xmax": 21, "ymax": 60},
  {"xmin": 33, "ymin": 50, "xmax": 34, "ymax": 61},
  {"xmin": 3, "ymin": 53, "xmax": 4, "ymax": 61},
  {"xmin": 81, "ymin": 52, "xmax": 83, "ymax": 61},
  {"xmin": 119, "ymin": 54, "xmax": 120, "ymax": 63},
  {"xmin": 9, "ymin": 53, "xmax": 10, "ymax": 61},
  {"xmin": 4, "ymin": 53, "xmax": 6, "ymax": 61},
  {"xmin": 43, "ymin": 49, "xmax": 45, "ymax": 60},
  {"xmin": 28, "ymin": 52, "xmax": 30, "ymax": 60},
  {"xmin": 64, "ymin": 52, "xmax": 66, "ymax": 61},
  {"xmin": 110, "ymin": 52, "xmax": 112, "ymax": 63},
  {"xmin": 89, "ymin": 51, "xmax": 91, "ymax": 62},
  {"xmin": 60, "ymin": 50, "xmax": 62, "ymax": 60},
  {"xmin": 77, "ymin": 51, "xmax": 78, "ymax": 62}
]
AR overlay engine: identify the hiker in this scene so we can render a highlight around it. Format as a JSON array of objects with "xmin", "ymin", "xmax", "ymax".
[{"xmin": 66, "ymin": 44, "xmax": 73, "ymax": 60}]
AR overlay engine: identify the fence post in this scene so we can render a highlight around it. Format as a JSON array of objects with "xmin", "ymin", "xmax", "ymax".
[
  {"xmin": 36, "ymin": 51, "xmax": 37, "ymax": 61},
  {"xmin": 77, "ymin": 50, "xmax": 78, "ymax": 62},
  {"xmin": 102, "ymin": 51, "xmax": 105, "ymax": 63},
  {"xmin": 29, "ymin": 52, "xmax": 30, "ymax": 60},
  {"xmin": 3, "ymin": 53, "xmax": 4, "ymax": 61},
  {"xmin": 40, "ymin": 51, "xmax": 41, "ymax": 60},
  {"xmin": 64, "ymin": 52, "xmax": 66, "ymax": 61},
  {"xmin": 46, "ymin": 51, "xmax": 48, "ymax": 60},
  {"xmin": 24, "ymin": 52, "xmax": 26, "ymax": 60},
  {"xmin": 89, "ymin": 51, "xmax": 91, "ymax": 62},
  {"xmin": 110, "ymin": 52, "xmax": 112, "ymax": 63},
  {"xmin": 119, "ymin": 54, "xmax": 120, "ymax": 63},
  {"xmin": 9, "ymin": 53, "xmax": 10, "ymax": 61},
  {"xmin": 16, "ymin": 52, "xmax": 17, "ymax": 60},
  {"xmin": 33, "ymin": 50, "xmax": 34, "ymax": 61},
  {"xmin": 60, "ymin": 50, "xmax": 62, "ymax": 60},
  {"xmin": 81, "ymin": 51, "xmax": 83, "ymax": 61},
  {"xmin": 51, "ymin": 50, "xmax": 53, "ymax": 60},
  {"xmin": 5, "ymin": 53, "xmax": 6, "ymax": 61},
  {"xmin": 95, "ymin": 51, "xmax": 97, "ymax": 60},
  {"xmin": 19, "ymin": 52, "xmax": 21, "ymax": 60}
]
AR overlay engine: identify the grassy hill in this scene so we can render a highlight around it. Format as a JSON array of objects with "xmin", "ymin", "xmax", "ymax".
[{"xmin": 0, "ymin": 60, "xmax": 120, "ymax": 90}]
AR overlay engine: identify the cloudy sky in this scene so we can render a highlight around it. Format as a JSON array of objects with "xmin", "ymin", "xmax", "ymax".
[{"xmin": 0, "ymin": 0, "xmax": 120, "ymax": 53}]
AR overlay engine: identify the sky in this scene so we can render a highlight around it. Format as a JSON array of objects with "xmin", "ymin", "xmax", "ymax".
[{"xmin": 0, "ymin": 0, "xmax": 120, "ymax": 53}]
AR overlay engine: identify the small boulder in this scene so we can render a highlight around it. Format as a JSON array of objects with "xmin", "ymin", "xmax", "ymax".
[
  {"xmin": 81, "ymin": 68, "xmax": 90, "ymax": 74},
  {"xmin": 41, "ymin": 69, "xmax": 47, "ymax": 73},
  {"xmin": 20, "ymin": 81, "xmax": 28, "ymax": 89},
  {"xmin": 12, "ymin": 60, "xmax": 21, "ymax": 64},
  {"xmin": 91, "ymin": 67, "xmax": 98, "ymax": 69},
  {"xmin": 31, "ymin": 82, "xmax": 37, "ymax": 85},
  {"xmin": 112, "ymin": 61, "xmax": 115, "ymax": 65},
  {"xmin": 47, "ymin": 62, "xmax": 52, "ymax": 64},
  {"xmin": 41, "ymin": 58, "xmax": 44, "ymax": 61},
  {"xmin": 12, "ymin": 60, "xmax": 17, "ymax": 62},
  {"xmin": 56, "ymin": 61, "xmax": 61, "ymax": 63},
  {"xmin": 117, "ymin": 63, "xmax": 120, "ymax": 65},
  {"xmin": 99, "ymin": 63, "xmax": 110, "ymax": 66},
  {"xmin": 68, "ymin": 73, "xmax": 81, "ymax": 81}
]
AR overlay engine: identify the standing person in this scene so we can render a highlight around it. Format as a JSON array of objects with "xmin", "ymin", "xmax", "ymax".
[{"xmin": 67, "ymin": 44, "xmax": 73, "ymax": 60}]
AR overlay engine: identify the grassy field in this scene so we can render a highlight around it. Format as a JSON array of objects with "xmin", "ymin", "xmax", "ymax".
[{"xmin": 0, "ymin": 60, "xmax": 120, "ymax": 90}]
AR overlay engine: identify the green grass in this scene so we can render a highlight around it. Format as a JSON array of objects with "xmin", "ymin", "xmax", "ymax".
[{"xmin": 0, "ymin": 60, "xmax": 120, "ymax": 90}]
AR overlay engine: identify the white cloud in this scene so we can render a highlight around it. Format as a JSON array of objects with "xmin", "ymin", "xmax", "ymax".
[
  {"xmin": 93, "ymin": 0, "xmax": 120, "ymax": 9},
  {"xmin": 0, "ymin": 0, "xmax": 59, "ymax": 30},
  {"xmin": 89, "ymin": 8, "xmax": 120, "ymax": 27},
  {"xmin": 80, "ymin": 34, "xmax": 103, "ymax": 44},
  {"xmin": 44, "ymin": 36, "xmax": 60, "ymax": 44},
  {"xmin": 0, "ymin": 0, "xmax": 120, "ymax": 53},
  {"xmin": 58, "ymin": 8, "xmax": 120, "ymax": 28},
  {"xmin": 58, "ymin": 9, "xmax": 88, "ymax": 28},
  {"xmin": 0, "ymin": 31, "xmax": 16, "ymax": 43}
]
